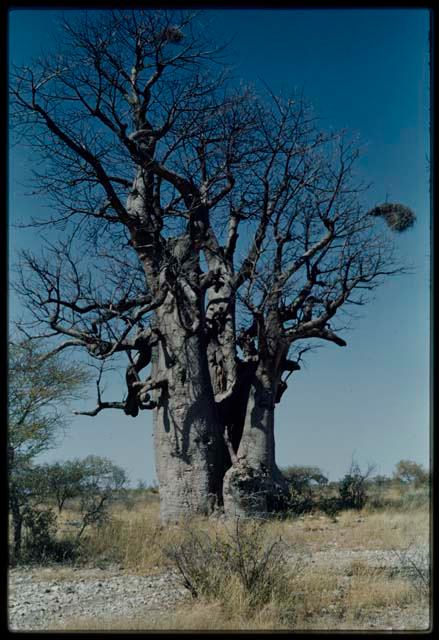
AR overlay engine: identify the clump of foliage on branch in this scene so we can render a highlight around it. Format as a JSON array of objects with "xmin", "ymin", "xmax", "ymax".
[
  {"xmin": 368, "ymin": 203, "xmax": 416, "ymax": 232},
  {"xmin": 10, "ymin": 10, "xmax": 415, "ymax": 521}
]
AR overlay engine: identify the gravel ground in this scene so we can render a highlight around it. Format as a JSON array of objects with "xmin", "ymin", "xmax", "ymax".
[
  {"xmin": 8, "ymin": 566, "xmax": 190, "ymax": 631},
  {"xmin": 8, "ymin": 546, "xmax": 431, "ymax": 632},
  {"xmin": 302, "ymin": 544, "xmax": 430, "ymax": 573}
]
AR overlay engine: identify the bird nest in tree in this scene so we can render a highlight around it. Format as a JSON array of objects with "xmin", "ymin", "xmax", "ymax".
[
  {"xmin": 162, "ymin": 26, "xmax": 184, "ymax": 44},
  {"xmin": 369, "ymin": 203, "xmax": 416, "ymax": 232}
]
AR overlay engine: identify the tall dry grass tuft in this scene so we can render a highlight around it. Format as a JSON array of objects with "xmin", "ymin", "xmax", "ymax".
[
  {"xmin": 163, "ymin": 516, "xmax": 301, "ymax": 617},
  {"xmin": 75, "ymin": 499, "xmax": 429, "ymax": 573},
  {"xmin": 78, "ymin": 499, "xmax": 181, "ymax": 573}
]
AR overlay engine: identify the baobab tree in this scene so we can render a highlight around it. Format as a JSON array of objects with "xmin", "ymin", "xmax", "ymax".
[{"xmin": 10, "ymin": 9, "xmax": 415, "ymax": 521}]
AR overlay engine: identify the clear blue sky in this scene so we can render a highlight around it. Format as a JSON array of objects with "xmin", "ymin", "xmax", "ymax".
[{"xmin": 8, "ymin": 9, "xmax": 430, "ymax": 484}]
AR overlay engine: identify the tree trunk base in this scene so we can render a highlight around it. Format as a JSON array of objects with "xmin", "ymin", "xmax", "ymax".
[
  {"xmin": 222, "ymin": 461, "xmax": 290, "ymax": 518},
  {"xmin": 157, "ymin": 470, "xmax": 221, "ymax": 523}
]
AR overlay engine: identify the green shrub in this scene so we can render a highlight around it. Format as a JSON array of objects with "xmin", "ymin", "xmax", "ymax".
[
  {"xmin": 281, "ymin": 465, "xmax": 328, "ymax": 516},
  {"xmin": 21, "ymin": 507, "xmax": 58, "ymax": 562},
  {"xmin": 286, "ymin": 488, "xmax": 314, "ymax": 516},
  {"xmin": 337, "ymin": 461, "xmax": 375, "ymax": 511},
  {"xmin": 282, "ymin": 466, "xmax": 328, "ymax": 493},
  {"xmin": 339, "ymin": 473, "xmax": 367, "ymax": 510},
  {"xmin": 21, "ymin": 507, "xmax": 80, "ymax": 564},
  {"xmin": 317, "ymin": 496, "xmax": 342, "ymax": 519}
]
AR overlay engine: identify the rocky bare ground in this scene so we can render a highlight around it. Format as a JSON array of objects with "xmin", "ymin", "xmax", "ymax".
[
  {"xmin": 8, "ymin": 566, "xmax": 190, "ymax": 631},
  {"xmin": 8, "ymin": 546, "xmax": 431, "ymax": 632}
]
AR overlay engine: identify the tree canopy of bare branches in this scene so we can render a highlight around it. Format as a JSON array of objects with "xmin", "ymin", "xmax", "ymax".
[{"xmin": 10, "ymin": 9, "xmax": 415, "ymax": 520}]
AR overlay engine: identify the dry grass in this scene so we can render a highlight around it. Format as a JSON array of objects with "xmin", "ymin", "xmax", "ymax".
[
  {"xmin": 333, "ymin": 509, "xmax": 429, "ymax": 549},
  {"xmin": 347, "ymin": 574, "xmax": 416, "ymax": 611},
  {"xmin": 67, "ymin": 493, "xmax": 429, "ymax": 575},
  {"xmin": 46, "ymin": 602, "xmax": 295, "ymax": 631},
  {"xmin": 46, "ymin": 568, "xmax": 429, "ymax": 632},
  {"xmin": 57, "ymin": 496, "xmax": 165, "ymax": 573},
  {"xmin": 259, "ymin": 507, "xmax": 429, "ymax": 555},
  {"xmin": 20, "ymin": 488, "xmax": 431, "ymax": 632}
]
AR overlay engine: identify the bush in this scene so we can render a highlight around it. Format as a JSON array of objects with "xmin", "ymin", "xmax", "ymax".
[
  {"xmin": 286, "ymin": 488, "xmax": 314, "ymax": 516},
  {"xmin": 164, "ymin": 518, "xmax": 293, "ymax": 611},
  {"xmin": 317, "ymin": 496, "xmax": 342, "ymax": 519},
  {"xmin": 281, "ymin": 465, "xmax": 328, "ymax": 516},
  {"xmin": 281, "ymin": 461, "xmax": 376, "ymax": 517},
  {"xmin": 391, "ymin": 545, "xmax": 430, "ymax": 598},
  {"xmin": 363, "ymin": 494, "xmax": 391, "ymax": 512},
  {"xmin": 9, "ymin": 455, "xmax": 130, "ymax": 565},
  {"xmin": 338, "ymin": 461, "xmax": 375, "ymax": 511},
  {"xmin": 21, "ymin": 506, "xmax": 80, "ymax": 564},
  {"xmin": 282, "ymin": 466, "xmax": 328, "ymax": 493},
  {"xmin": 339, "ymin": 474, "xmax": 367, "ymax": 510},
  {"xmin": 21, "ymin": 507, "xmax": 57, "ymax": 562}
]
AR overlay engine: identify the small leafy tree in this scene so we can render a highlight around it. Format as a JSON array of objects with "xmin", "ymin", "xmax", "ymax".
[
  {"xmin": 37, "ymin": 456, "xmax": 129, "ymax": 541},
  {"xmin": 7, "ymin": 460, "xmax": 50, "ymax": 561},
  {"xmin": 281, "ymin": 465, "xmax": 328, "ymax": 515},
  {"xmin": 393, "ymin": 460, "xmax": 429, "ymax": 488},
  {"xmin": 41, "ymin": 460, "xmax": 87, "ymax": 513},
  {"xmin": 8, "ymin": 339, "xmax": 90, "ymax": 562},
  {"xmin": 74, "ymin": 456, "xmax": 129, "ymax": 540},
  {"xmin": 282, "ymin": 466, "xmax": 328, "ymax": 493}
]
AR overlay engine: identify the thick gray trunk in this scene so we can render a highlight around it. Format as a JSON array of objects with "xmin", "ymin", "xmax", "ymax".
[
  {"xmin": 152, "ymin": 294, "xmax": 224, "ymax": 522},
  {"xmin": 205, "ymin": 255, "xmax": 237, "ymax": 403},
  {"xmin": 222, "ymin": 363, "xmax": 288, "ymax": 518},
  {"xmin": 236, "ymin": 364, "xmax": 276, "ymax": 469}
]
